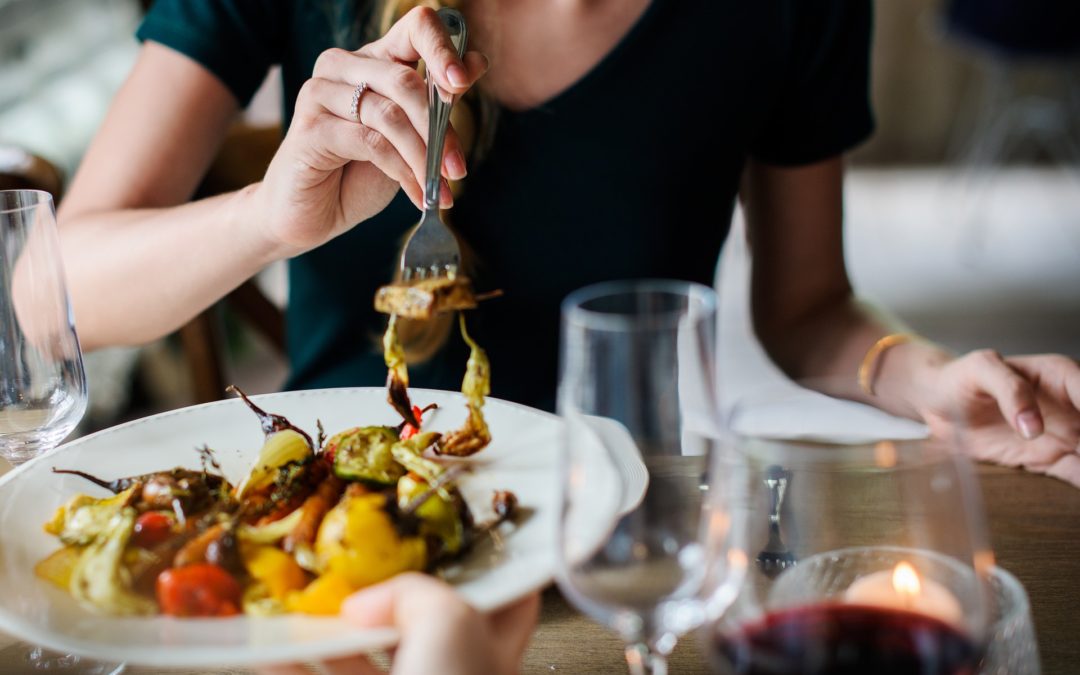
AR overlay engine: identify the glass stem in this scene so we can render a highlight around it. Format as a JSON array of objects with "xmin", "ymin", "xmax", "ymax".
[{"xmin": 624, "ymin": 642, "xmax": 668, "ymax": 675}]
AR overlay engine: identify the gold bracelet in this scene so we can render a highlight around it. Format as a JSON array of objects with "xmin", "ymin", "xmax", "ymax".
[{"xmin": 858, "ymin": 333, "xmax": 918, "ymax": 397}]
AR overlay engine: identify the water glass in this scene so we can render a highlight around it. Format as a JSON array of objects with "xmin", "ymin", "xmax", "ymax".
[{"xmin": 556, "ymin": 280, "xmax": 733, "ymax": 675}]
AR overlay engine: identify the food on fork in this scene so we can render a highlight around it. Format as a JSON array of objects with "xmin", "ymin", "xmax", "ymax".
[
  {"xmin": 38, "ymin": 335, "xmax": 512, "ymax": 617},
  {"xmin": 374, "ymin": 275, "xmax": 478, "ymax": 320}
]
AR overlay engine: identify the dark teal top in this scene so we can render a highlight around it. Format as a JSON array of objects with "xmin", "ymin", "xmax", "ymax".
[{"xmin": 138, "ymin": 0, "xmax": 873, "ymax": 411}]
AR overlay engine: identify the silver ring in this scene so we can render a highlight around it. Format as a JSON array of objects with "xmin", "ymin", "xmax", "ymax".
[{"xmin": 349, "ymin": 82, "xmax": 367, "ymax": 121}]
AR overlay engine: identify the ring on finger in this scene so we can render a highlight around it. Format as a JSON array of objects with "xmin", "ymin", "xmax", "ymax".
[{"xmin": 349, "ymin": 82, "xmax": 368, "ymax": 122}]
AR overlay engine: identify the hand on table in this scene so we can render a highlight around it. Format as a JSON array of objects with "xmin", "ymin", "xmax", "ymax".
[
  {"xmin": 919, "ymin": 351, "xmax": 1080, "ymax": 486},
  {"xmin": 264, "ymin": 573, "xmax": 539, "ymax": 675}
]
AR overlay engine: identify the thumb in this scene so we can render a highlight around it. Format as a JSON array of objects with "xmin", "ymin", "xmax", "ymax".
[{"xmin": 341, "ymin": 572, "xmax": 458, "ymax": 629}]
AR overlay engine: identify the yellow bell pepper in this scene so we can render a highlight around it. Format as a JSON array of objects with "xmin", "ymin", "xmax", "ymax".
[
  {"xmin": 285, "ymin": 572, "xmax": 354, "ymax": 615},
  {"xmin": 315, "ymin": 493, "xmax": 427, "ymax": 590},
  {"xmin": 241, "ymin": 544, "xmax": 308, "ymax": 601}
]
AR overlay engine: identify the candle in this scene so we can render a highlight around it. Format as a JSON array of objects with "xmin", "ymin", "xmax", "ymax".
[{"xmin": 843, "ymin": 561, "xmax": 963, "ymax": 626}]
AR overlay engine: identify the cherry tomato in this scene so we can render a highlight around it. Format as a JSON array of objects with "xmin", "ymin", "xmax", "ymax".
[
  {"xmin": 132, "ymin": 511, "xmax": 174, "ymax": 548},
  {"xmin": 399, "ymin": 405, "xmax": 426, "ymax": 440},
  {"xmin": 156, "ymin": 563, "xmax": 242, "ymax": 617}
]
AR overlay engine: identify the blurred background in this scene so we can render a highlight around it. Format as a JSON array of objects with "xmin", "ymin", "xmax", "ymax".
[{"xmin": 1, "ymin": 0, "xmax": 1078, "ymax": 431}]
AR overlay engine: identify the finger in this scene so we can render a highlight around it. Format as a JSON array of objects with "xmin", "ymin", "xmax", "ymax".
[
  {"xmin": 487, "ymin": 592, "xmax": 540, "ymax": 669},
  {"xmin": 362, "ymin": 7, "xmax": 475, "ymax": 93},
  {"xmin": 992, "ymin": 432, "xmax": 1075, "ymax": 468},
  {"xmin": 968, "ymin": 350, "xmax": 1044, "ymax": 440},
  {"xmin": 312, "ymin": 114, "xmax": 432, "ymax": 208},
  {"xmin": 297, "ymin": 79, "xmax": 429, "ymax": 187},
  {"xmin": 1042, "ymin": 453, "xmax": 1080, "ymax": 487},
  {"xmin": 306, "ymin": 57, "xmax": 469, "ymax": 181},
  {"xmin": 439, "ymin": 51, "xmax": 488, "ymax": 180},
  {"xmin": 342, "ymin": 572, "xmax": 472, "ymax": 629},
  {"xmin": 1009, "ymin": 355, "xmax": 1080, "ymax": 415},
  {"xmin": 318, "ymin": 654, "xmax": 384, "ymax": 675}
]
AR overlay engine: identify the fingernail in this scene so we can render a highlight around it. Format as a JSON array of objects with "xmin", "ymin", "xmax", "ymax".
[
  {"xmin": 444, "ymin": 150, "xmax": 467, "ymax": 180},
  {"xmin": 446, "ymin": 64, "xmax": 469, "ymax": 88},
  {"xmin": 1016, "ymin": 411, "xmax": 1042, "ymax": 440}
]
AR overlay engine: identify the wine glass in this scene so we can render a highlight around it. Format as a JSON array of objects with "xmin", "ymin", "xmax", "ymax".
[
  {"xmin": 0, "ymin": 190, "xmax": 121, "ymax": 674},
  {"xmin": 704, "ymin": 379, "xmax": 994, "ymax": 675},
  {"xmin": 556, "ymin": 279, "xmax": 739, "ymax": 675},
  {"xmin": 0, "ymin": 190, "xmax": 86, "ymax": 465}
]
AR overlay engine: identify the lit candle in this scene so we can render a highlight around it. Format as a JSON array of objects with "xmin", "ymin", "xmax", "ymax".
[{"xmin": 843, "ymin": 561, "xmax": 963, "ymax": 626}]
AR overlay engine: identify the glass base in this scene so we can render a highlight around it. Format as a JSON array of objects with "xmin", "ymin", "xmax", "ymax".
[
  {"xmin": 0, "ymin": 643, "xmax": 124, "ymax": 674},
  {"xmin": 0, "ymin": 427, "xmax": 74, "ymax": 466}
]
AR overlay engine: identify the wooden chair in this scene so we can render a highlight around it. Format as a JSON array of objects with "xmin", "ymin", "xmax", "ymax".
[
  {"xmin": 0, "ymin": 145, "xmax": 63, "ymax": 199},
  {"xmin": 183, "ymin": 123, "xmax": 285, "ymax": 403}
]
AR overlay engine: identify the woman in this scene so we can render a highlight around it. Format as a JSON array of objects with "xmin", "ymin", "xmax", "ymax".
[
  {"xmin": 58, "ymin": 0, "xmax": 1079, "ymax": 485},
  {"xmin": 53, "ymin": 1, "xmax": 1080, "ymax": 672}
]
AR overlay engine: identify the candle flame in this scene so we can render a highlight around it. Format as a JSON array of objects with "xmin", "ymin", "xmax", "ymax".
[{"xmin": 892, "ymin": 561, "xmax": 922, "ymax": 598}]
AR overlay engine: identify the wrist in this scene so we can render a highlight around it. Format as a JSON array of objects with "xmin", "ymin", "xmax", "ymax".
[
  {"xmin": 870, "ymin": 338, "xmax": 954, "ymax": 421},
  {"xmin": 230, "ymin": 182, "xmax": 296, "ymax": 266}
]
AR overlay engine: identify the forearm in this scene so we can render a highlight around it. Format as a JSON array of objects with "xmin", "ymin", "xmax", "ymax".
[
  {"xmin": 756, "ymin": 295, "xmax": 952, "ymax": 420},
  {"xmin": 59, "ymin": 184, "xmax": 279, "ymax": 351}
]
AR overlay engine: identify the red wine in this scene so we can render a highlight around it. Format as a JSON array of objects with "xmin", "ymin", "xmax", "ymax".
[{"xmin": 710, "ymin": 603, "xmax": 980, "ymax": 675}]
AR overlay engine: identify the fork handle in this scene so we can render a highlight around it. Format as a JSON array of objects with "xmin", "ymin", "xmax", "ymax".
[{"xmin": 425, "ymin": 8, "xmax": 468, "ymax": 211}]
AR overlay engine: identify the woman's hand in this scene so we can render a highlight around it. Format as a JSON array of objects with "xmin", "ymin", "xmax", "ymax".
[
  {"xmin": 254, "ymin": 6, "xmax": 488, "ymax": 258},
  {"xmin": 263, "ymin": 574, "xmax": 539, "ymax": 675},
  {"xmin": 918, "ymin": 351, "xmax": 1080, "ymax": 486}
]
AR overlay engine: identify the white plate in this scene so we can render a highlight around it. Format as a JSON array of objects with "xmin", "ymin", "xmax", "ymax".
[{"xmin": 0, "ymin": 388, "xmax": 566, "ymax": 668}]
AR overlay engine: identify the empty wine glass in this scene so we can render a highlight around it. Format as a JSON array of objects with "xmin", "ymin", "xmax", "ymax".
[
  {"xmin": 556, "ymin": 280, "xmax": 738, "ymax": 675},
  {"xmin": 0, "ymin": 190, "xmax": 86, "ymax": 466},
  {"xmin": 0, "ymin": 190, "xmax": 121, "ymax": 674},
  {"xmin": 704, "ymin": 379, "xmax": 995, "ymax": 675}
]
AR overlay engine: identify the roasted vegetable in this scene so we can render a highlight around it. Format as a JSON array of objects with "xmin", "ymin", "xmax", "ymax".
[
  {"xmin": 228, "ymin": 386, "xmax": 315, "ymax": 499},
  {"xmin": 390, "ymin": 431, "xmax": 452, "ymax": 499},
  {"xmin": 237, "ymin": 508, "xmax": 303, "ymax": 544},
  {"xmin": 241, "ymin": 544, "xmax": 307, "ymax": 601},
  {"xmin": 399, "ymin": 403, "xmax": 437, "ymax": 440},
  {"xmin": 173, "ymin": 523, "xmax": 228, "ymax": 568},
  {"xmin": 69, "ymin": 508, "xmax": 157, "ymax": 616},
  {"xmin": 374, "ymin": 276, "xmax": 478, "ymax": 320},
  {"xmin": 439, "ymin": 316, "xmax": 492, "ymax": 456},
  {"xmin": 397, "ymin": 473, "xmax": 465, "ymax": 556},
  {"xmin": 285, "ymin": 572, "xmax": 353, "ymax": 615},
  {"xmin": 45, "ymin": 487, "xmax": 138, "ymax": 546},
  {"xmin": 330, "ymin": 426, "xmax": 404, "ymax": 484},
  {"xmin": 156, "ymin": 563, "xmax": 242, "ymax": 617},
  {"xmin": 314, "ymin": 492, "xmax": 426, "ymax": 590},
  {"xmin": 52, "ymin": 467, "xmax": 230, "ymax": 514},
  {"xmin": 34, "ymin": 545, "xmax": 84, "ymax": 590},
  {"xmin": 383, "ymin": 315, "xmax": 420, "ymax": 427},
  {"xmin": 282, "ymin": 474, "xmax": 345, "ymax": 553},
  {"xmin": 132, "ymin": 511, "xmax": 176, "ymax": 549}
]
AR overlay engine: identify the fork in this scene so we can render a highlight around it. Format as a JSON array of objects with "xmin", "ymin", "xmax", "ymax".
[
  {"xmin": 756, "ymin": 464, "xmax": 797, "ymax": 578},
  {"xmin": 399, "ymin": 7, "xmax": 468, "ymax": 281}
]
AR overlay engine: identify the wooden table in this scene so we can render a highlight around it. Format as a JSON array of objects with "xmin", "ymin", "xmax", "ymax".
[{"xmin": 0, "ymin": 464, "xmax": 1076, "ymax": 674}]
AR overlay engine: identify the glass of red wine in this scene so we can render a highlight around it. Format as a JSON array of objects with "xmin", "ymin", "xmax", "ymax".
[{"xmin": 704, "ymin": 379, "xmax": 994, "ymax": 675}]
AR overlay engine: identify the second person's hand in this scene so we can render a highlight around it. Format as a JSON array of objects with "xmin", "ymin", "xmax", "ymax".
[{"xmin": 262, "ymin": 573, "xmax": 540, "ymax": 675}]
